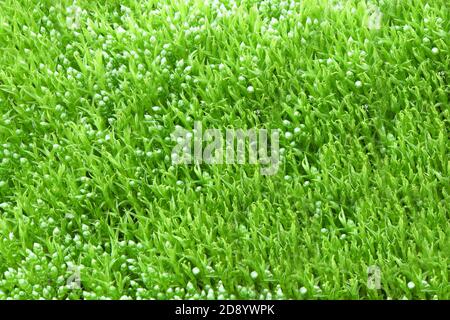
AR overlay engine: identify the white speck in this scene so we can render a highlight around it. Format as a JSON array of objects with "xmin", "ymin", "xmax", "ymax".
[
  {"xmin": 276, "ymin": 287, "xmax": 284, "ymax": 297},
  {"xmin": 299, "ymin": 287, "xmax": 307, "ymax": 294},
  {"xmin": 207, "ymin": 288, "xmax": 215, "ymax": 300},
  {"xmin": 431, "ymin": 47, "xmax": 439, "ymax": 54},
  {"xmin": 250, "ymin": 271, "xmax": 258, "ymax": 279},
  {"xmin": 116, "ymin": 26, "xmax": 126, "ymax": 35},
  {"xmin": 321, "ymin": 228, "xmax": 328, "ymax": 233},
  {"xmin": 192, "ymin": 267, "xmax": 200, "ymax": 275},
  {"xmin": 247, "ymin": 86, "xmax": 254, "ymax": 93},
  {"xmin": 8, "ymin": 232, "xmax": 14, "ymax": 240},
  {"xmin": 407, "ymin": 281, "xmax": 415, "ymax": 289},
  {"xmin": 355, "ymin": 80, "xmax": 362, "ymax": 88},
  {"xmin": 284, "ymin": 132, "xmax": 293, "ymax": 139}
]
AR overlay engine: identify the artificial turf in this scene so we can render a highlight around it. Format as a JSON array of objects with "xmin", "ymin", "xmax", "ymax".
[{"xmin": 0, "ymin": 0, "xmax": 448, "ymax": 299}]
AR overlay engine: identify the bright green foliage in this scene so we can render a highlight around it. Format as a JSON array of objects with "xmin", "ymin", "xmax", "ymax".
[{"xmin": 0, "ymin": 0, "xmax": 448, "ymax": 299}]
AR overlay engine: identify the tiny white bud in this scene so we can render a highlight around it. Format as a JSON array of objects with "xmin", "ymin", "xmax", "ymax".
[{"xmin": 192, "ymin": 267, "xmax": 200, "ymax": 275}]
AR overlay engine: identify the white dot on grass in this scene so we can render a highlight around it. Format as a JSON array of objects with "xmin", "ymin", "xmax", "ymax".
[
  {"xmin": 431, "ymin": 47, "xmax": 439, "ymax": 54},
  {"xmin": 355, "ymin": 80, "xmax": 362, "ymax": 88},
  {"xmin": 282, "ymin": 119, "xmax": 291, "ymax": 126},
  {"xmin": 299, "ymin": 287, "xmax": 307, "ymax": 294},
  {"xmin": 247, "ymin": 86, "xmax": 254, "ymax": 93},
  {"xmin": 407, "ymin": 281, "xmax": 415, "ymax": 289},
  {"xmin": 250, "ymin": 271, "xmax": 258, "ymax": 279},
  {"xmin": 192, "ymin": 267, "xmax": 200, "ymax": 275}
]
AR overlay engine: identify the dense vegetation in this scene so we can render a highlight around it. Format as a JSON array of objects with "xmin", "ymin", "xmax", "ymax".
[{"xmin": 0, "ymin": 0, "xmax": 448, "ymax": 299}]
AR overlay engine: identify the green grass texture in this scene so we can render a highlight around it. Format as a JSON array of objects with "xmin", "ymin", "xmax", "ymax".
[{"xmin": 0, "ymin": 0, "xmax": 448, "ymax": 299}]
